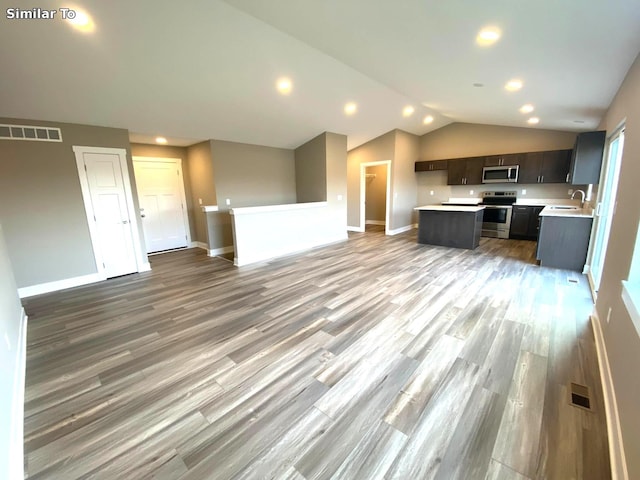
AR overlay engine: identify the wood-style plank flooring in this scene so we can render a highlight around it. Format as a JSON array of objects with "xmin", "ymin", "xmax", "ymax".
[{"xmin": 22, "ymin": 227, "xmax": 610, "ymax": 479}]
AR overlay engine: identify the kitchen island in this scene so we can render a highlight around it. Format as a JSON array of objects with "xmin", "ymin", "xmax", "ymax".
[{"xmin": 414, "ymin": 205, "xmax": 485, "ymax": 249}]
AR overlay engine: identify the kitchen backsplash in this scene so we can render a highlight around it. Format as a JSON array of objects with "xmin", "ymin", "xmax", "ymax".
[{"xmin": 417, "ymin": 170, "xmax": 591, "ymax": 206}]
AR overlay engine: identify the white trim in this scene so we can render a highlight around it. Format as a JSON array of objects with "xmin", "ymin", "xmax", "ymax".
[
  {"xmin": 132, "ymin": 156, "xmax": 192, "ymax": 250},
  {"xmin": 388, "ymin": 224, "xmax": 415, "ymax": 235},
  {"xmin": 8, "ymin": 309, "xmax": 27, "ymax": 480},
  {"xmin": 73, "ymin": 146, "xmax": 148, "ymax": 278},
  {"xmin": 208, "ymin": 246, "xmax": 234, "ymax": 257},
  {"xmin": 591, "ymin": 312, "xmax": 629, "ymax": 480},
  {"xmin": 17, "ymin": 272, "xmax": 104, "ymax": 298},
  {"xmin": 347, "ymin": 225, "xmax": 364, "ymax": 232},
  {"xmin": 360, "ymin": 161, "xmax": 392, "ymax": 235},
  {"xmin": 365, "ymin": 220, "xmax": 386, "ymax": 225},
  {"xmin": 194, "ymin": 241, "xmax": 209, "ymax": 251},
  {"xmin": 139, "ymin": 262, "xmax": 151, "ymax": 272},
  {"xmin": 621, "ymin": 281, "xmax": 640, "ymax": 337}
]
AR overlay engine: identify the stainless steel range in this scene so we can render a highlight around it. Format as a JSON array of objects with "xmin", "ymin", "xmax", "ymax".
[{"xmin": 480, "ymin": 191, "xmax": 517, "ymax": 239}]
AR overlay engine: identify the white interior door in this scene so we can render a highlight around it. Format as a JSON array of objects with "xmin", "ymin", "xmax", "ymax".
[
  {"xmin": 83, "ymin": 152, "xmax": 139, "ymax": 278},
  {"xmin": 133, "ymin": 158, "xmax": 188, "ymax": 253}
]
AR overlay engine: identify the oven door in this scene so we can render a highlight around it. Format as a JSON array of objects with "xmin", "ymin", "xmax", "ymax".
[{"xmin": 481, "ymin": 206, "xmax": 512, "ymax": 238}]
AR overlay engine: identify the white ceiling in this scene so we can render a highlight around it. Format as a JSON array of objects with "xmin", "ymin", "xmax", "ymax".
[{"xmin": 1, "ymin": 0, "xmax": 639, "ymax": 150}]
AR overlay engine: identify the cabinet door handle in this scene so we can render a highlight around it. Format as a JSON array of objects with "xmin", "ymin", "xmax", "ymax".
[
  {"xmin": 541, "ymin": 175, "xmax": 544, "ymax": 183},
  {"xmin": 566, "ymin": 173, "xmax": 570, "ymax": 182}
]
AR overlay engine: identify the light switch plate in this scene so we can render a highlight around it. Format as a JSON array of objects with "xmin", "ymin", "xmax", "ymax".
[
  {"xmin": 337, "ymin": 194, "xmax": 343, "ymax": 201},
  {"xmin": 521, "ymin": 189, "xmax": 526, "ymax": 195},
  {"xmin": 225, "ymin": 198, "xmax": 231, "ymax": 205},
  {"xmin": 430, "ymin": 190, "xmax": 434, "ymax": 196}
]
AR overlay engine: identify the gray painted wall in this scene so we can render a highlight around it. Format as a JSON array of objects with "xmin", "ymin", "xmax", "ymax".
[
  {"xmin": 0, "ymin": 117, "xmax": 143, "ymax": 288},
  {"xmin": 594, "ymin": 52, "xmax": 640, "ymax": 479},
  {"xmin": 325, "ymin": 132, "xmax": 348, "ymax": 237},
  {"xmin": 0, "ymin": 224, "xmax": 24, "ymax": 479},
  {"xmin": 295, "ymin": 134, "xmax": 327, "ymax": 203},
  {"xmin": 392, "ymin": 130, "xmax": 420, "ymax": 229},
  {"xmin": 419, "ymin": 122, "xmax": 577, "ymax": 160},
  {"xmin": 211, "ymin": 139, "xmax": 296, "ymax": 209},
  {"xmin": 131, "ymin": 143, "xmax": 196, "ymax": 241},
  {"xmin": 185, "ymin": 141, "xmax": 217, "ymax": 244}
]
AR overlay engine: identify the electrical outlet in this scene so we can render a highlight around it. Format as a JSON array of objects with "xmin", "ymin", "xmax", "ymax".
[
  {"xmin": 606, "ymin": 307, "xmax": 612, "ymax": 323},
  {"xmin": 337, "ymin": 194, "xmax": 343, "ymax": 201},
  {"xmin": 568, "ymin": 189, "xmax": 574, "ymax": 195},
  {"xmin": 521, "ymin": 189, "xmax": 527, "ymax": 195},
  {"xmin": 225, "ymin": 198, "xmax": 231, "ymax": 206},
  {"xmin": 430, "ymin": 190, "xmax": 434, "ymax": 196},
  {"xmin": 198, "ymin": 198, "xmax": 202, "ymax": 205},
  {"xmin": 469, "ymin": 190, "xmax": 474, "ymax": 195}
]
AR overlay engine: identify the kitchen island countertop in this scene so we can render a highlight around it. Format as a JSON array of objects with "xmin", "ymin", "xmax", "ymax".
[{"xmin": 414, "ymin": 205, "xmax": 485, "ymax": 213}]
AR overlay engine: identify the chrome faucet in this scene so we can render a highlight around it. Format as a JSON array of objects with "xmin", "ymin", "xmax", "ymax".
[{"xmin": 571, "ymin": 189, "xmax": 586, "ymax": 208}]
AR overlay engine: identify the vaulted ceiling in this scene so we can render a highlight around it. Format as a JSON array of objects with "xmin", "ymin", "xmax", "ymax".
[{"xmin": 1, "ymin": 0, "xmax": 639, "ymax": 149}]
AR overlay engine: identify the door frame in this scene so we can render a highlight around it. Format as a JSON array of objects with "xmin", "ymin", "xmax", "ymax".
[
  {"xmin": 73, "ymin": 146, "xmax": 149, "ymax": 280},
  {"xmin": 359, "ymin": 160, "xmax": 391, "ymax": 234},
  {"xmin": 132, "ymin": 156, "xmax": 192, "ymax": 251},
  {"xmin": 586, "ymin": 122, "xmax": 625, "ymax": 296}
]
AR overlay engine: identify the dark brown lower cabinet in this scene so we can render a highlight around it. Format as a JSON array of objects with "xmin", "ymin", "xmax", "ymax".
[{"xmin": 510, "ymin": 206, "xmax": 545, "ymax": 240}]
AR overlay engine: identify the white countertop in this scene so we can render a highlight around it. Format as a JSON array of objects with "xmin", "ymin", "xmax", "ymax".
[
  {"xmin": 415, "ymin": 205, "xmax": 485, "ymax": 212},
  {"xmin": 539, "ymin": 205, "xmax": 594, "ymax": 218},
  {"xmin": 515, "ymin": 198, "xmax": 582, "ymax": 207},
  {"xmin": 442, "ymin": 198, "xmax": 481, "ymax": 205},
  {"xmin": 201, "ymin": 205, "xmax": 219, "ymax": 212}
]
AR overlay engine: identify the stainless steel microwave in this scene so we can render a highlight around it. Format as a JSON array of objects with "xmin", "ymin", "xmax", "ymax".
[{"xmin": 482, "ymin": 165, "xmax": 519, "ymax": 183}]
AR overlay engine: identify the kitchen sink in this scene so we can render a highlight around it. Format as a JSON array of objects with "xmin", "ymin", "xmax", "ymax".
[{"xmin": 549, "ymin": 205, "xmax": 579, "ymax": 210}]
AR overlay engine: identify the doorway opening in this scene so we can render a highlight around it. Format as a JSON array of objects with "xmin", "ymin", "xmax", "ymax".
[
  {"xmin": 132, "ymin": 157, "xmax": 191, "ymax": 254},
  {"xmin": 587, "ymin": 125, "xmax": 625, "ymax": 295},
  {"xmin": 360, "ymin": 161, "xmax": 391, "ymax": 234}
]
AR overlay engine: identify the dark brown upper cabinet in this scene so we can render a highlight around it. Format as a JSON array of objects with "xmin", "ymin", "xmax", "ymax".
[
  {"xmin": 415, "ymin": 160, "xmax": 448, "ymax": 172},
  {"xmin": 568, "ymin": 131, "xmax": 606, "ymax": 185},
  {"xmin": 484, "ymin": 153, "xmax": 523, "ymax": 167},
  {"xmin": 518, "ymin": 150, "xmax": 572, "ymax": 184},
  {"xmin": 447, "ymin": 157, "xmax": 483, "ymax": 185}
]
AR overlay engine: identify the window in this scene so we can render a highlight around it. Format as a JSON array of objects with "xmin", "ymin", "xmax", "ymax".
[{"xmin": 622, "ymin": 220, "xmax": 640, "ymax": 334}]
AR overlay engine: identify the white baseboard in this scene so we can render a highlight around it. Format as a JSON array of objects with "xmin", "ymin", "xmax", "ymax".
[
  {"xmin": 365, "ymin": 220, "xmax": 386, "ymax": 225},
  {"xmin": 194, "ymin": 241, "xmax": 208, "ymax": 251},
  {"xmin": 9, "ymin": 309, "xmax": 27, "ymax": 480},
  {"xmin": 18, "ymin": 272, "xmax": 104, "ymax": 298},
  {"xmin": 208, "ymin": 246, "xmax": 234, "ymax": 257},
  {"xmin": 388, "ymin": 224, "xmax": 415, "ymax": 236},
  {"xmin": 591, "ymin": 311, "xmax": 629, "ymax": 480},
  {"xmin": 139, "ymin": 261, "xmax": 151, "ymax": 272},
  {"xmin": 347, "ymin": 225, "xmax": 364, "ymax": 233}
]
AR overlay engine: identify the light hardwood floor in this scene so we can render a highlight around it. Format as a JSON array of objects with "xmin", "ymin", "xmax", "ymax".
[{"xmin": 22, "ymin": 228, "xmax": 610, "ymax": 479}]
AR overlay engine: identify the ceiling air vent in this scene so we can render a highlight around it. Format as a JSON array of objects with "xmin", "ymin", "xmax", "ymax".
[{"xmin": 0, "ymin": 123, "xmax": 62, "ymax": 142}]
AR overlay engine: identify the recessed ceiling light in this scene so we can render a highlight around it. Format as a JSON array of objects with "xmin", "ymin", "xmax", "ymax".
[
  {"xmin": 65, "ymin": 7, "xmax": 95, "ymax": 33},
  {"xmin": 527, "ymin": 117, "xmax": 540, "ymax": 125},
  {"xmin": 344, "ymin": 102, "xmax": 357, "ymax": 115},
  {"xmin": 505, "ymin": 79, "xmax": 523, "ymax": 92},
  {"xmin": 423, "ymin": 115, "xmax": 434, "ymax": 125},
  {"xmin": 155, "ymin": 136, "xmax": 167, "ymax": 144},
  {"xmin": 403, "ymin": 106, "xmax": 415, "ymax": 117},
  {"xmin": 476, "ymin": 27, "xmax": 501, "ymax": 46},
  {"xmin": 276, "ymin": 77, "xmax": 292, "ymax": 95},
  {"xmin": 519, "ymin": 104, "xmax": 535, "ymax": 114}
]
